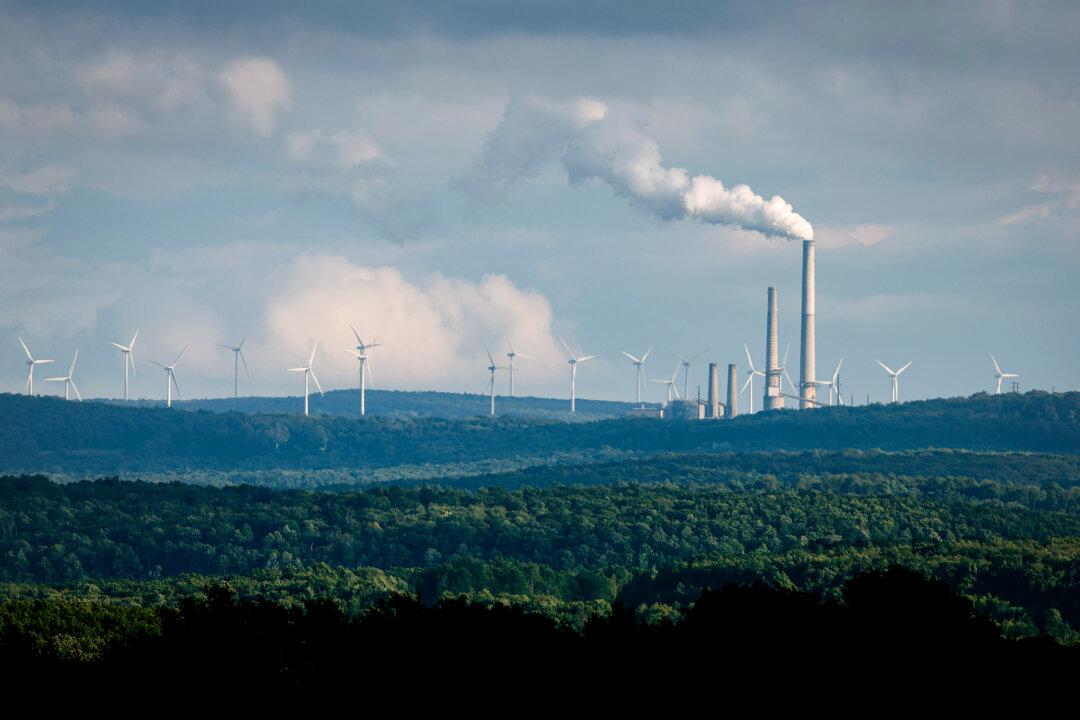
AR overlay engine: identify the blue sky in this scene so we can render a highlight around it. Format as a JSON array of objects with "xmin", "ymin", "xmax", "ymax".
[{"xmin": 1, "ymin": 1, "xmax": 1077, "ymax": 403}]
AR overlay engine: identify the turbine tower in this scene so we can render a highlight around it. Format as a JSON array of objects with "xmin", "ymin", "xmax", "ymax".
[
  {"xmin": 875, "ymin": 359, "xmax": 912, "ymax": 403},
  {"xmin": 621, "ymin": 347, "xmax": 652, "ymax": 403},
  {"xmin": 288, "ymin": 342, "xmax": 323, "ymax": 416},
  {"xmin": 217, "ymin": 336, "xmax": 249, "ymax": 398},
  {"xmin": 649, "ymin": 365, "xmax": 682, "ymax": 403},
  {"xmin": 815, "ymin": 358, "xmax": 844, "ymax": 406},
  {"xmin": 110, "ymin": 330, "xmax": 139, "ymax": 400},
  {"xmin": 346, "ymin": 325, "xmax": 381, "ymax": 415},
  {"xmin": 741, "ymin": 343, "xmax": 765, "ymax": 414},
  {"xmin": 17, "ymin": 337, "xmax": 53, "ymax": 395},
  {"xmin": 483, "ymin": 343, "xmax": 509, "ymax": 416},
  {"xmin": 989, "ymin": 352, "xmax": 1018, "ymax": 395},
  {"xmin": 149, "ymin": 347, "xmax": 186, "ymax": 408},
  {"xmin": 505, "ymin": 336, "xmax": 532, "ymax": 397},
  {"xmin": 559, "ymin": 337, "xmax": 595, "ymax": 413},
  {"xmin": 44, "ymin": 349, "xmax": 81, "ymax": 401},
  {"xmin": 673, "ymin": 349, "xmax": 707, "ymax": 401}
]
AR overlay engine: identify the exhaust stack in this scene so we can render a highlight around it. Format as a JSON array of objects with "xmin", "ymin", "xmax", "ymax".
[
  {"xmin": 726, "ymin": 363, "xmax": 738, "ymax": 418},
  {"xmin": 706, "ymin": 362, "xmax": 720, "ymax": 418},
  {"xmin": 764, "ymin": 286, "xmax": 784, "ymax": 410},
  {"xmin": 800, "ymin": 239, "xmax": 817, "ymax": 409}
]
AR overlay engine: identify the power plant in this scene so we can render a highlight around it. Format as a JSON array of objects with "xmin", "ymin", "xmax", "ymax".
[
  {"xmin": 800, "ymin": 239, "xmax": 817, "ymax": 409},
  {"xmin": 764, "ymin": 287, "xmax": 784, "ymax": 411}
]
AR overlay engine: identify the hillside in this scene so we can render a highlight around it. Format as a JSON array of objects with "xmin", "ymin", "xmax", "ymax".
[{"xmin": 1, "ymin": 391, "xmax": 1077, "ymax": 476}]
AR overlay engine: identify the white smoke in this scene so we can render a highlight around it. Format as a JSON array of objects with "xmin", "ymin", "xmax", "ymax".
[{"xmin": 462, "ymin": 98, "xmax": 813, "ymax": 241}]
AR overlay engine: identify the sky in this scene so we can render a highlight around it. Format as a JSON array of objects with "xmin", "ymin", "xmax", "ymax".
[{"xmin": 1, "ymin": 1, "xmax": 1078, "ymax": 404}]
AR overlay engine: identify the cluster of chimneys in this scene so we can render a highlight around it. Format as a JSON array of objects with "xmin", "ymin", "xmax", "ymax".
[{"xmin": 705, "ymin": 239, "xmax": 816, "ymax": 418}]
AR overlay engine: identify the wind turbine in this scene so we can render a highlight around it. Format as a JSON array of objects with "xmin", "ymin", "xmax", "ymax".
[
  {"xmin": 217, "ymin": 336, "xmax": 249, "ymax": 398},
  {"xmin": 483, "ymin": 343, "xmax": 510, "ymax": 416},
  {"xmin": 673, "ymin": 349, "xmax": 707, "ymax": 401},
  {"xmin": 111, "ymin": 330, "xmax": 139, "ymax": 400},
  {"xmin": 288, "ymin": 342, "xmax": 323, "ymax": 416},
  {"xmin": 649, "ymin": 365, "xmax": 682, "ymax": 403},
  {"xmin": 559, "ymin": 337, "xmax": 595, "ymax": 413},
  {"xmin": 17, "ymin": 337, "xmax": 53, "ymax": 395},
  {"xmin": 505, "ymin": 336, "xmax": 533, "ymax": 398},
  {"xmin": 875, "ymin": 359, "xmax": 912, "ymax": 403},
  {"xmin": 740, "ymin": 343, "xmax": 765, "ymax": 413},
  {"xmin": 149, "ymin": 347, "xmax": 186, "ymax": 408},
  {"xmin": 44, "ymin": 349, "xmax": 80, "ymax": 401},
  {"xmin": 621, "ymin": 347, "xmax": 652, "ymax": 403},
  {"xmin": 777, "ymin": 342, "xmax": 799, "ymax": 395},
  {"xmin": 989, "ymin": 352, "xmax": 1018, "ymax": 395},
  {"xmin": 345, "ymin": 325, "xmax": 381, "ymax": 415},
  {"xmin": 815, "ymin": 358, "xmax": 844, "ymax": 406}
]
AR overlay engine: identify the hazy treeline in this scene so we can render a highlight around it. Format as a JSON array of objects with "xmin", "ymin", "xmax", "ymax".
[
  {"xmin": 2, "ymin": 473, "xmax": 1078, "ymax": 641},
  {"xmin": 1, "ymin": 390, "xmax": 1078, "ymax": 475}
]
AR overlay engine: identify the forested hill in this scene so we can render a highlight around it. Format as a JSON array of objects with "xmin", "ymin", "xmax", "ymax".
[
  {"xmin": 0, "ymin": 391, "xmax": 1077, "ymax": 475},
  {"xmin": 121, "ymin": 389, "xmax": 646, "ymax": 420}
]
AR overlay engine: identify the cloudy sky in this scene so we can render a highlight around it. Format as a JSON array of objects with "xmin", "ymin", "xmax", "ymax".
[{"xmin": 2, "ymin": 1, "xmax": 1078, "ymax": 403}]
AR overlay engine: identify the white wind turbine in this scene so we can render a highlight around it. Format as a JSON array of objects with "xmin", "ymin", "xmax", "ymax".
[
  {"xmin": 559, "ymin": 337, "xmax": 595, "ymax": 413},
  {"xmin": 17, "ymin": 337, "xmax": 53, "ymax": 396},
  {"xmin": 217, "ymin": 336, "xmax": 250, "ymax": 398},
  {"xmin": 815, "ymin": 358, "xmax": 844, "ymax": 406},
  {"xmin": 505, "ymin": 336, "xmax": 533, "ymax": 397},
  {"xmin": 621, "ymin": 347, "xmax": 652, "ymax": 403},
  {"xmin": 288, "ymin": 342, "xmax": 323, "ymax": 416},
  {"xmin": 149, "ymin": 347, "xmax": 186, "ymax": 408},
  {"xmin": 673, "ymin": 349, "xmax": 708, "ymax": 401},
  {"xmin": 649, "ymin": 365, "xmax": 682, "ymax": 403},
  {"xmin": 111, "ymin": 330, "xmax": 139, "ymax": 400},
  {"xmin": 876, "ymin": 359, "xmax": 912, "ymax": 403},
  {"xmin": 345, "ymin": 325, "xmax": 381, "ymax": 416},
  {"xmin": 741, "ymin": 343, "xmax": 765, "ymax": 413},
  {"xmin": 989, "ymin": 352, "xmax": 1019, "ymax": 395},
  {"xmin": 483, "ymin": 343, "xmax": 510, "ymax": 416},
  {"xmin": 45, "ymin": 349, "xmax": 81, "ymax": 401}
]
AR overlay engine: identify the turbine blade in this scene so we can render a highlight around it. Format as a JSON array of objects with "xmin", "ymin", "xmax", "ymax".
[
  {"xmin": 365, "ymin": 360, "xmax": 374, "ymax": 387},
  {"xmin": 782, "ymin": 343, "xmax": 790, "ymax": 369},
  {"xmin": 875, "ymin": 359, "xmax": 894, "ymax": 375},
  {"xmin": 642, "ymin": 347, "xmax": 652, "ymax": 362},
  {"xmin": 989, "ymin": 351, "xmax": 1002, "ymax": 375},
  {"xmin": 345, "ymin": 348, "xmax": 362, "ymax": 357},
  {"xmin": 238, "ymin": 335, "xmax": 247, "ymax": 349},
  {"xmin": 309, "ymin": 368, "xmax": 324, "ymax": 395},
  {"xmin": 239, "ymin": 350, "xmax": 250, "ymax": 378},
  {"xmin": 622, "ymin": 351, "xmax": 640, "ymax": 363},
  {"xmin": 18, "ymin": 337, "xmax": 32, "ymax": 361},
  {"xmin": 171, "ymin": 371, "xmax": 181, "ymax": 401},
  {"xmin": 506, "ymin": 335, "xmax": 515, "ymax": 354},
  {"xmin": 111, "ymin": 342, "xmax": 127, "ymax": 351},
  {"xmin": 308, "ymin": 342, "xmax": 318, "ymax": 367},
  {"xmin": 350, "ymin": 324, "xmax": 363, "ymax": 346},
  {"xmin": 172, "ymin": 346, "xmax": 187, "ymax": 367},
  {"xmin": 741, "ymin": 375, "xmax": 752, "ymax": 393},
  {"xmin": 287, "ymin": 367, "xmax": 307, "ymax": 372},
  {"xmin": 690, "ymin": 348, "xmax": 708, "ymax": 362},
  {"xmin": 70, "ymin": 379, "xmax": 81, "ymax": 401},
  {"xmin": 559, "ymin": 337, "xmax": 574, "ymax": 361},
  {"xmin": 484, "ymin": 342, "xmax": 495, "ymax": 366},
  {"xmin": 577, "ymin": 355, "xmax": 595, "ymax": 362},
  {"xmin": 897, "ymin": 361, "xmax": 912, "ymax": 375},
  {"xmin": 149, "ymin": 360, "xmax": 166, "ymax": 368},
  {"xmin": 744, "ymin": 343, "xmax": 755, "ymax": 372},
  {"xmin": 130, "ymin": 330, "xmax": 139, "ymax": 348}
]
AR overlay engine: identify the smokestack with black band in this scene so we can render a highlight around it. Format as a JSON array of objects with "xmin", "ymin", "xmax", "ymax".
[
  {"xmin": 726, "ymin": 363, "xmax": 738, "ymax": 418},
  {"xmin": 764, "ymin": 287, "xmax": 784, "ymax": 410},
  {"xmin": 800, "ymin": 239, "xmax": 817, "ymax": 409},
  {"xmin": 707, "ymin": 362, "xmax": 719, "ymax": 418}
]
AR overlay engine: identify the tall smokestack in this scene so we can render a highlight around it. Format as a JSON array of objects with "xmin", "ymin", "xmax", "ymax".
[
  {"xmin": 707, "ymin": 362, "xmax": 719, "ymax": 418},
  {"xmin": 800, "ymin": 239, "xmax": 817, "ymax": 409},
  {"xmin": 726, "ymin": 363, "xmax": 738, "ymax": 418},
  {"xmin": 764, "ymin": 286, "xmax": 784, "ymax": 410}
]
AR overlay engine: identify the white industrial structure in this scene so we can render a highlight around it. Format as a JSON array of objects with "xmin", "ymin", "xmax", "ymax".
[
  {"xmin": 816, "ymin": 358, "xmax": 844, "ymax": 406},
  {"xmin": 621, "ymin": 347, "xmax": 652, "ymax": 403},
  {"xmin": 110, "ymin": 330, "xmax": 139, "ymax": 401},
  {"xmin": 483, "ymin": 343, "xmax": 509, "ymax": 416},
  {"xmin": 505, "ymin": 336, "xmax": 532, "ymax": 397},
  {"xmin": 150, "ymin": 347, "xmax": 186, "ymax": 408},
  {"xmin": 45, "ymin": 349, "xmax": 81, "ymax": 401},
  {"xmin": 741, "ymin": 343, "xmax": 765, "ymax": 413},
  {"xmin": 217, "ymin": 336, "xmax": 250, "ymax": 398},
  {"xmin": 989, "ymin": 352, "xmax": 1018, "ymax": 395},
  {"xmin": 345, "ymin": 325, "xmax": 380, "ymax": 416},
  {"xmin": 876, "ymin": 359, "xmax": 912, "ymax": 403},
  {"xmin": 288, "ymin": 342, "xmax": 323, "ymax": 416},
  {"xmin": 673, "ymin": 349, "xmax": 707, "ymax": 402},
  {"xmin": 559, "ymin": 337, "xmax": 595, "ymax": 413},
  {"xmin": 799, "ymin": 239, "xmax": 817, "ymax": 409},
  {"xmin": 18, "ymin": 338, "xmax": 53, "ymax": 396},
  {"xmin": 650, "ymin": 365, "xmax": 682, "ymax": 403}
]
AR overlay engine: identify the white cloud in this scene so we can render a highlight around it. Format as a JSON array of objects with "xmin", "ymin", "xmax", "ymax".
[
  {"xmin": 461, "ymin": 97, "xmax": 814, "ymax": 240},
  {"xmin": 0, "ymin": 164, "xmax": 76, "ymax": 196},
  {"xmin": 815, "ymin": 223, "xmax": 896, "ymax": 249},
  {"xmin": 219, "ymin": 57, "xmax": 292, "ymax": 138},
  {"xmin": 285, "ymin": 128, "xmax": 386, "ymax": 170}
]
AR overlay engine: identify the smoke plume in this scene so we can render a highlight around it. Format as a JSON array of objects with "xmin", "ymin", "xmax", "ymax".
[{"xmin": 462, "ymin": 98, "xmax": 813, "ymax": 241}]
